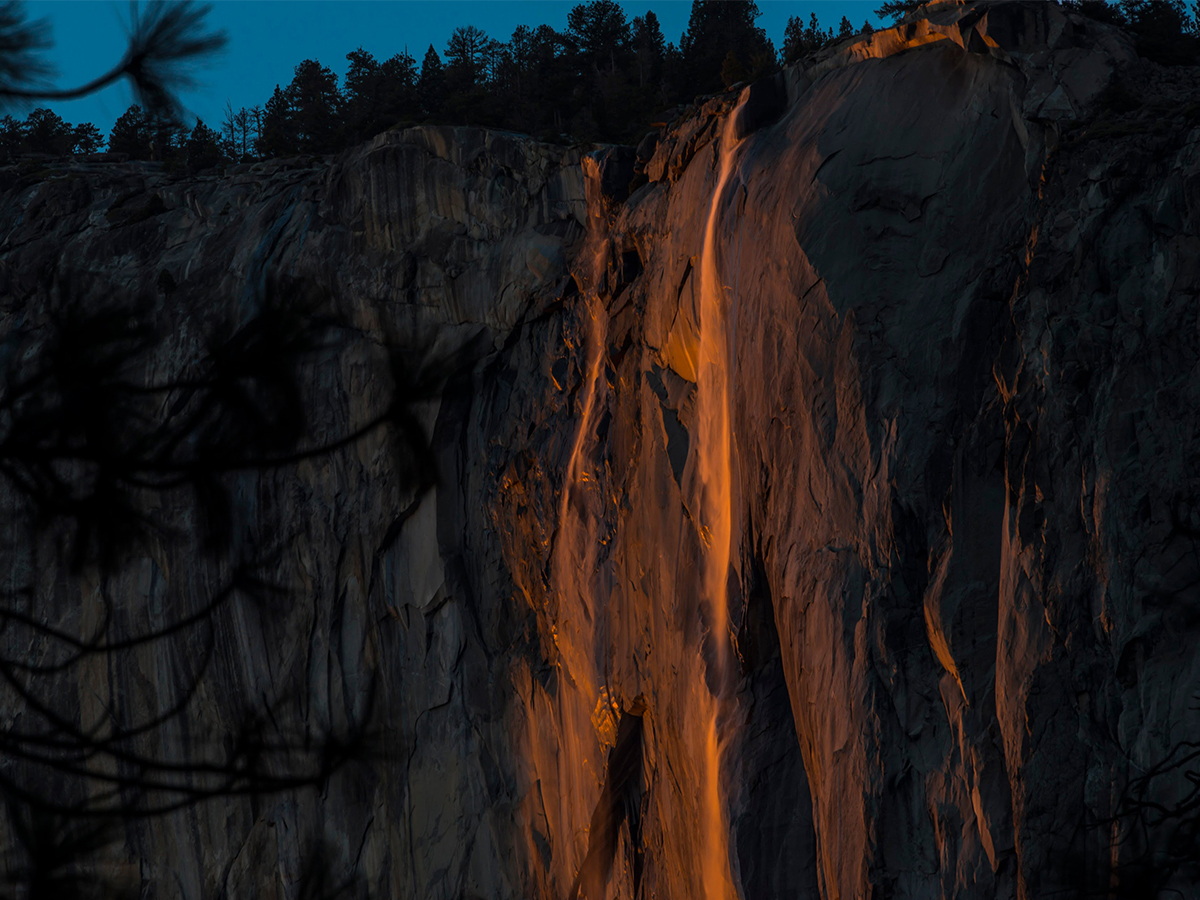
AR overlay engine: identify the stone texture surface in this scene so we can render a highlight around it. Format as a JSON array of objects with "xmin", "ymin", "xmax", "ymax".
[{"xmin": 2, "ymin": 2, "xmax": 1199, "ymax": 898}]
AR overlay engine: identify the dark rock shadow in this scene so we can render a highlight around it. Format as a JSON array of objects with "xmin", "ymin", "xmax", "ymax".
[{"xmin": 734, "ymin": 556, "xmax": 821, "ymax": 900}]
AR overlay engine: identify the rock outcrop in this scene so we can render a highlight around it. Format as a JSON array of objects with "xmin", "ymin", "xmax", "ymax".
[{"xmin": 3, "ymin": 2, "xmax": 1200, "ymax": 898}]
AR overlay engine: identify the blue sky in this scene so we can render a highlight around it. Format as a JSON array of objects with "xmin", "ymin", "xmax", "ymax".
[{"xmin": 25, "ymin": 1, "xmax": 886, "ymax": 136}]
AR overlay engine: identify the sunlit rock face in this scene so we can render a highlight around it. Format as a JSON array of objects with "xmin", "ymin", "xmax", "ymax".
[{"xmin": 4, "ymin": 1, "xmax": 1200, "ymax": 898}]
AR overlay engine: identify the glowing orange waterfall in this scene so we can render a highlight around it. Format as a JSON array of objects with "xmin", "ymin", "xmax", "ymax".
[
  {"xmin": 695, "ymin": 99, "xmax": 746, "ymax": 900},
  {"xmin": 552, "ymin": 233, "xmax": 609, "ymax": 694},
  {"xmin": 544, "ymin": 206, "xmax": 612, "ymax": 889}
]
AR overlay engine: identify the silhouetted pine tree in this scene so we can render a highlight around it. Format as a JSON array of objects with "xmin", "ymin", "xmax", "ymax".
[
  {"xmin": 631, "ymin": 11, "xmax": 666, "ymax": 90},
  {"xmin": 782, "ymin": 12, "xmax": 834, "ymax": 65},
  {"xmin": 21, "ymin": 107, "xmax": 72, "ymax": 154},
  {"xmin": 185, "ymin": 118, "xmax": 224, "ymax": 168},
  {"xmin": 0, "ymin": 114, "xmax": 21, "ymax": 159},
  {"xmin": 257, "ymin": 84, "xmax": 297, "ymax": 157},
  {"xmin": 677, "ymin": 0, "xmax": 776, "ymax": 95},
  {"xmin": 443, "ymin": 25, "xmax": 497, "ymax": 124},
  {"xmin": 417, "ymin": 45, "xmax": 445, "ymax": 119},
  {"xmin": 567, "ymin": 0, "xmax": 631, "ymax": 77},
  {"xmin": 107, "ymin": 104, "xmax": 151, "ymax": 158},
  {"xmin": 287, "ymin": 58, "xmax": 342, "ymax": 153},
  {"xmin": 566, "ymin": 1, "xmax": 635, "ymax": 137},
  {"xmin": 873, "ymin": 0, "xmax": 922, "ymax": 19},
  {"xmin": 343, "ymin": 47, "xmax": 418, "ymax": 144},
  {"xmin": 148, "ymin": 113, "xmax": 185, "ymax": 161},
  {"xmin": 71, "ymin": 122, "xmax": 104, "ymax": 153}
]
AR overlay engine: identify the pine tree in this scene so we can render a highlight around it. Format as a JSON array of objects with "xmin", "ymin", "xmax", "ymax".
[
  {"xmin": 678, "ymin": 0, "xmax": 774, "ymax": 96},
  {"xmin": 149, "ymin": 114, "xmax": 185, "ymax": 161},
  {"xmin": 257, "ymin": 85, "xmax": 296, "ymax": 157},
  {"xmin": 567, "ymin": 1, "xmax": 631, "ymax": 76},
  {"xmin": 248, "ymin": 105, "xmax": 264, "ymax": 158},
  {"xmin": 108, "ymin": 104, "xmax": 151, "ymax": 158},
  {"xmin": 782, "ymin": 12, "xmax": 833, "ymax": 64},
  {"xmin": 22, "ymin": 107, "xmax": 73, "ymax": 154},
  {"xmin": 0, "ymin": 115, "xmax": 23, "ymax": 160},
  {"xmin": 71, "ymin": 123, "xmax": 104, "ymax": 154},
  {"xmin": 378, "ymin": 52, "xmax": 418, "ymax": 124},
  {"xmin": 344, "ymin": 48, "xmax": 418, "ymax": 144},
  {"xmin": 417, "ymin": 45, "xmax": 446, "ymax": 119},
  {"xmin": 632, "ymin": 11, "xmax": 666, "ymax": 88},
  {"xmin": 343, "ymin": 46, "xmax": 380, "ymax": 142},
  {"xmin": 874, "ymin": 1, "xmax": 922, "ymax": 20},
  {"xmin": 287, "ymin": 59, "xmax": 341, "ymax": 153},
  {"xmin": 721, "ymin": 49, "xmax": 748, "ymax": 87},
  {"xmin": 444, "ymin": 25, "xmax": 492, "ymax": 92},
  {"xmin": 185, "ymin": 118, "xmax": 225, "ymax": 169}
]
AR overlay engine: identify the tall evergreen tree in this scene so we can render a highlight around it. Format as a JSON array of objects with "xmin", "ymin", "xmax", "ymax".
[
  {"xmin": 873, "ymin": 1, "xmax": 922, "ymax": 20},
  {"xmin": 248, "ymin": 104, "xmax": 264, "ymax": 157},
  {"xmin": 444, "ymin": 26, "xmax": 492, "ymax": 85},
  {"xmin": 108, "ymin": 104, "xmax": 151, "ymax": 158},
  {"xmin": 498, "ymin": 23, "xmax": 571, "ymax": 137},
  {"xmin": 71, "ymin": 122, "xmax": 104, "ymax": 154},
  {"xmin": 677, "ymin": 0, "xmax": 775, "ymax": 96},
  {"xmin": 782, "ymin": 12, "xmax": 833, "ymax": 64},
  {"xmin": 564, "ymin": 2, "xmax": 636, "ymax": 137},
  {"xmin": 632, "ymin": 11, "xmax": 666, "ymax": 88},
  {"xmin": 417, "ymin": 45, "xmax": 446, "ymax": 119},
  {"xmin": 185, "ymin": 118, "xmax": 225, "ymax": 169},
  {"xmin": 22, "ymin": 107, "xmax": 72, "ymax": 154},
  {"xmin": 286, "ymin": 59, "xmax": 341, "ymax": 153},
  {"xmin": 377, "ymin": 50, "xmax": 417, "ymax": 123},
  {"xmin": 257, "ymin": 85, "xmax": 296, "ymax": 157},
  {"xmin": 149, "ymin": 113, "xmax": 186, "ymax": 161},
  {"xmin": 0, "ymin": 114, "xmax": 23, "ymax": 159},
  {"xmin": 344, "ymin": 47, "xmax": 418, "ymax": 144},
  {"xmin": 567, "ymin": 0, "xmax": 631, "ymax": 76},
  {"xmin": 443, "ymin": 24, "xmax": 495, "ymax": 122}
]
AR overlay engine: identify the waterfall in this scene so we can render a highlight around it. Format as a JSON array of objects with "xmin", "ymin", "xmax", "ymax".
[
  {"xmin": 546, "ymin": 168, "xmax": 614, "ymax": 892},
  {"xmin": 695, "ymin": 97, "xmax": 747, "ymax": 900}
]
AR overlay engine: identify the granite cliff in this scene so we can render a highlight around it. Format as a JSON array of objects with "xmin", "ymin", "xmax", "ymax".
[{"xmin": 2, "ymin": 1, "xmax": 1199, "ymax": 897}]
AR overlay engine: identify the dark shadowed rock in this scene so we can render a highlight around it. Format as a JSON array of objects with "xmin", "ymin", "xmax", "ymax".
[
  {"xmin": 734, "ymin": 72, "xmax": 787, "ymax": 139},
  {"xmin": 585, "ymin": 145, "xmax": 637, "ymax": 208}
]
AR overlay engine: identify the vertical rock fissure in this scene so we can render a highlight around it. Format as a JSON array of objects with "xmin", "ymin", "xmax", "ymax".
[
  {"xmin": 734, "ymin": 551, "xmax": 821, "ymax": 900},
  {"xmin": 567, "ymin": 708, "xmax": 645, "ymax": 900}
]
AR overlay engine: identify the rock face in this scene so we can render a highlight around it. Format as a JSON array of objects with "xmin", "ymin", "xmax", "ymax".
[{"xmin": 2, "ymin": 2, "xmax": 1200, "ymax": 898}]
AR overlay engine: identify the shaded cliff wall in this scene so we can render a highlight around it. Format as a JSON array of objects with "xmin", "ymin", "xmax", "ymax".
[
  {"xmin": 2, "ymin": 1, "xmax": 1200, "ymax": 898},
  {"xmin": 0, "ymin": 127, "xmax": 592, "ymax": 899}
]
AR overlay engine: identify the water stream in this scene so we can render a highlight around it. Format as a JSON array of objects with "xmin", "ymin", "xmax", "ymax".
[
  {"xmin": 549, "ymin": 103, "xmax": 748, "ymax": 897},
  {"xmin": 547, "ymin": 203, "xmax": 613, "ymax": 888},
  {"xmin": 695, "ymin": 98, "xmax": 747, "ymax": 900}
]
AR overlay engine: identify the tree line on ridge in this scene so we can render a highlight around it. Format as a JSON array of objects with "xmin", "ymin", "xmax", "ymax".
[
  {"xmin": 3, "ymin": 0, "xmax": 1200, "ymax": 169},
  {"xmin": 1, "ymin": 1, "xmax": 864, "ymax": 166}
]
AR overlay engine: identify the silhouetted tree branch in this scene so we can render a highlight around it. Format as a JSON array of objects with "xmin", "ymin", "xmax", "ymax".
[
  {"xmin": 0, "ymin": 270, "xmax": 442, "ymax": 894},
  {"xmin": 0, "ymin": 1, "xmax": 226, "ymax": 121}
]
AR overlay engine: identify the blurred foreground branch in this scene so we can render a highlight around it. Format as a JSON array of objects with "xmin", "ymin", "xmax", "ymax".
[{"xmin": 0, "ymin": 1, "xmax": 226, "ymax": 120}]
